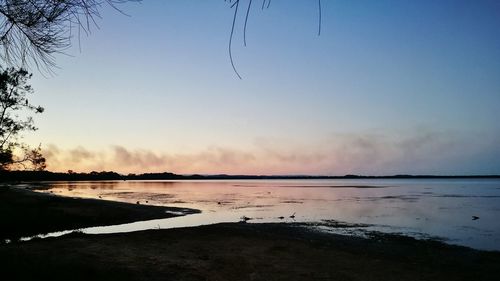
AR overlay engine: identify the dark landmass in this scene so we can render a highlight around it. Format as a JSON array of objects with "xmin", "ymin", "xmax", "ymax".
[
  {"xmin": 1, "ymin": 170, "xmax": 499, "ymax": 182},
  {"xmin": 1, "ymin": 223, "xmax": 499, "ymax": 281},
  {"xmin": 0, "ymin": 187, "xmax": 199, "ymax": 241}
]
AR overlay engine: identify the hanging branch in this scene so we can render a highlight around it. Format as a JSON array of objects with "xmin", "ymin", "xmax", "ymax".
[
  {"xmin": 318, "ymin": 0, "xmax": 322, "ymax": 36},
  {"xmin": 228, "ymin": 0, "xmax": 242, "ymax": 79},
  {"xmin": 0, "ymin": 0, "xmax": 139, "ymax": 73},
  {"xmin": 226, "ymin": 0, "xmax": 323, "ymax": 79},
  {"xmin": 243, "ymin": 0, "xmax": 252, "ymax": 47}
]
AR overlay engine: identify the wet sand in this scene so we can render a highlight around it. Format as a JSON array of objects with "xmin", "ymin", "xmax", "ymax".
[
  {"xmin": 0, "ymin": 186, "xmax": 199, "ymax": 240},
  {"xmin": 2, "ymin": 223, "xmax": 500, "ymax": 281},
  {"xmin": 1, "ymin": 186, "xmax": 499, "ymax": 280}
]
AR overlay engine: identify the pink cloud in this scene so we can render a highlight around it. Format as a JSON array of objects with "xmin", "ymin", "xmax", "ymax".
[{"xmin": 41, "ymin": 130, "xmax": 500, "ymax": 175}]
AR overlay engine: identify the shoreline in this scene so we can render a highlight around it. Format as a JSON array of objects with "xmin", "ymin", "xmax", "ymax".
[
  {"xmin": 2, "ymin": 169, "xmax": 499, "ymax": 182},
  {"xmin": 0, "ymin": 186, "xmax": 200, "ymax": 241},
  {"xmin": 2, "ymin": 222, "xmax": 500, "ymax": 280}
]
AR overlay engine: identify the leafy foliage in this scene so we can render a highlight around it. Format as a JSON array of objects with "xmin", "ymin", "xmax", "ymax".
[{"xmin": 0, "ymin": 67, "xmax": 44, "ymax": 170}]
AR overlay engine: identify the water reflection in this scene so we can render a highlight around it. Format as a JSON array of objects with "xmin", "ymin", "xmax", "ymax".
[{"xmin": 30, "ymin": 179, "xmax": 500, "ymax": 251}]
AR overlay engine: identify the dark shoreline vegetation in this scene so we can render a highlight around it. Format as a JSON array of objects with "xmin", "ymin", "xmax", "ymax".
[
  {"xmin": 0, "ymin": 187, "xmax": 199, "ymax": 241},
  {"xmin": 1, "ymin": 170, "xmax": 499, "ymax": 181},
  {"xmin": 1, "ymin": 186, "xmax": 500, "ymax": 280}
]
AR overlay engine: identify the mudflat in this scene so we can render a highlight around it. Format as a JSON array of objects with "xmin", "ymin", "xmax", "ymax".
[{"xmin": 2, "ymin": 223, "xmax": 500, "ymax": 281}]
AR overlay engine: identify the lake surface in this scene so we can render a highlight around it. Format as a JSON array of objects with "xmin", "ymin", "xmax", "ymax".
[{"xmin": 30, "ymin": 179, "xmax": 500, "ymax": 251}]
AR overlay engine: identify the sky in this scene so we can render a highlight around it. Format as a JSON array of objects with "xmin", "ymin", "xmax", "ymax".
[{"xmin": 23, "ymin": 0, "xmax": 500, "ymax": 175}]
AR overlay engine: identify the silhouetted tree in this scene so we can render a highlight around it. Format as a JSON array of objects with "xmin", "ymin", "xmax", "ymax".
[
  {"xmin": 0, "ymin": 1, "xmax": 137, "ymax": 171},
  {"xmin": 0, "ymin": 67, "xmax": 44, "ymax": 170},
  {"xmin": 0, "ymin": 0, "xmax": 138, "ymax": 72}
]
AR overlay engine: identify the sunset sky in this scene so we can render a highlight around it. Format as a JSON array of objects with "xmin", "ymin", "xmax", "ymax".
[{"xmin": 24, "ymin": 0, "xmax": 500, "ymax": 175}]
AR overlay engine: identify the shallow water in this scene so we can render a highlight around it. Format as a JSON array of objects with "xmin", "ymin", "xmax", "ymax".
[{"xmin": 28, "ymin": 179, "xmax": 500, "ymax": 251}]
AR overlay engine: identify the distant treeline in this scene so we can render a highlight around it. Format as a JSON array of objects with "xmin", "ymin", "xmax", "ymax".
[{"xmin": 0, "ymin": 170, "xmax": 499, "ymax": 182}]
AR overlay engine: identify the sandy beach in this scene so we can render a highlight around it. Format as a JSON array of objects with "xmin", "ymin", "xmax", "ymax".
[{"xmin": 1, "ymin": 186, "xmax": 500, "ymax": 280}]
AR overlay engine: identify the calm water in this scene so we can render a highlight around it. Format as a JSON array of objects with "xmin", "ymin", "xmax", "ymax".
[{"xmin": 28, "ymin": 179, "xmax": 500, "ymax": 251}]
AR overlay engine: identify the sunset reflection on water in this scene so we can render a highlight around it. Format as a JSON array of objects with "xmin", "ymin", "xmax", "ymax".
[{"xmin": 32, "ymin": 179, "xmax": 500, "ymax": 250}]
